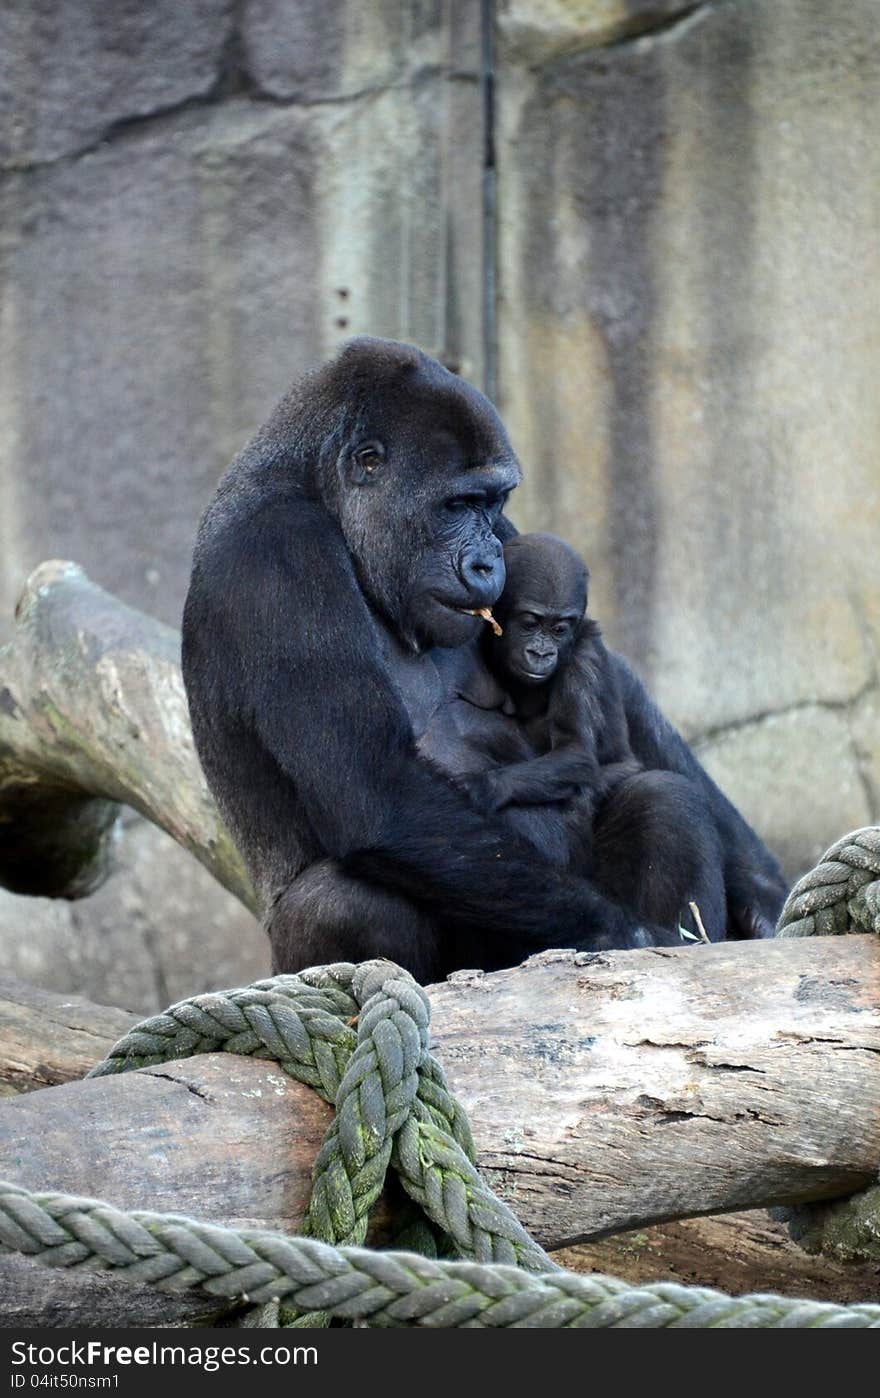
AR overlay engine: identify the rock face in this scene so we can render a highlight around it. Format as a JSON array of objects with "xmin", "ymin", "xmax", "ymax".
[
  {"xmin": 495, "ymin": 0, "xmax": 880, "ymax": 873},
  {"xmin": 0, "ymin": 815, "xmax": 266, "ymax": 1017},
  {"xmin": 0, "ymin": 1, "xmax": 485, "ymax": 1009},
  {"xmin": 0, "ymin": 0, "xmax": 878, "ymax": 1004},
  {"xmin": 0, "ymin": 1, "xmax": 237, "ymax": 167},
  {"xmin": 0, "ymin": 2, "xmax": 484, "ymax": 638}
]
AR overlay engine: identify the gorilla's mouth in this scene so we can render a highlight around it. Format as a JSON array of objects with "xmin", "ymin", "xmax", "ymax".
[
  {"xmin": 431, "ymin": 597, "xmax": 486, "ymax": 622},
  {"xmin": 462, "ymin": 606, "xmax": 503, "ymax": 636},
  {"xmin": 510, "ymin": 662, "xmax": 554, "ymax": 685},
  {"xmin": 421, "ymin": 595, "xmax": 503, "ymax": 647}
]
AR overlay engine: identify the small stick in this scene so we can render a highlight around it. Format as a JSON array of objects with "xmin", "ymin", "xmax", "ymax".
[
  {"xmin": 688, "ymin": 900, "xmax": 711, "ymax": 944},
  {"xmin": 474, "ymin": 607, "xmax": 503, "ymax": 637}
]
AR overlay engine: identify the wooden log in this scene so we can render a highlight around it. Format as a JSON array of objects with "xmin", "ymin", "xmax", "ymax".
[
  {"xmin": 0, "ymin": 976, "xmax": 137, "ymax": 1097},
  {"xmin": 0, "ymin": 934, "xmax": 877, "ymax": 1326},
  {"xmin": 558, "ymin": 1211, "xmax": 880, "ymax": 1307},
  {"xmin": 0, "ymin": 561, "xmax": 255, "ymax": 909}
]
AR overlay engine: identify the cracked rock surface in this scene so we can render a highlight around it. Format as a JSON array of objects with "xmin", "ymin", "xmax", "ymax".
[{"xmin": 1, "ymin": 0, "xmax": 878, "ymax": 1003}]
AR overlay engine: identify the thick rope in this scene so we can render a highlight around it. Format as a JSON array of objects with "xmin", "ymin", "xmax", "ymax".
[
  {"xmin": 88, "ymin": 960, "xmax": 551, "ymax": 1288},
  {"xmin": 2, "ymin": 1181, "xmax": 879, "ymax": 1327},
  {"xmin": 773, "ymin": 825, "xmax": 880, "ymax": 1260},
  {"xmin": 3, "ymin": 826, "xmax": 879, "ymax": 1328},
  {"xmin": 781, "ymin": 1184, "xmax": 880, "ymax": 1264},
  {"xmin": 776, "ymin": 826, "xmax": 880, "ymax": 938}
]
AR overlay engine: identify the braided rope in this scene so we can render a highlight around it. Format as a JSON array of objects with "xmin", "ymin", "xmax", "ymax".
[
  {"xmin": 4, "ymin": 835, "xmax": 879, "ymax": 1329},
  {"xmin": 773, "ymin": 825, "xmax": 880, "ymax": 1261},
  {"xmin": 89, "ymin": 960, "xmax": 550, "ymax": 1282},
  {"xmin": 776, "ymin": 826, "xmax": 880, "ymax": 938},
  {"xmin": 2, "ymin": 1181, "xmax": 878, "ymax": 1327}
]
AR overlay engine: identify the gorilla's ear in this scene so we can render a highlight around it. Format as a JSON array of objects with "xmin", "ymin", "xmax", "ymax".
[{"xmin": 339, "ymin": 439, "xmax": 386, "ymax": 488}]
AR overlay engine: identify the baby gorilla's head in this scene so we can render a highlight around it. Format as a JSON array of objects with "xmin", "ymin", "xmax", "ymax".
[{"xmin": 487, "ymin": 533, "xmax": 588, "ymax": 688}]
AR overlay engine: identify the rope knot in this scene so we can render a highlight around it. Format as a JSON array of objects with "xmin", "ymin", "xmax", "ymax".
[
  {"xmin": 5, "ymin": 906, "xmax": 880, "ymax": 1328},
  {"xmin": 777, "ymin": 827, "xmax": 880, "ymax": 938}
]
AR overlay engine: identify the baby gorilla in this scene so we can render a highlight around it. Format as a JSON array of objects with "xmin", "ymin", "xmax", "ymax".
[
  {"xmin": 460, "ymin": 532, "xmax": 727, "ymax": 943},
  {"xmin": 462, "ymin": 532, "xmax": 638, "ymax": 819}
]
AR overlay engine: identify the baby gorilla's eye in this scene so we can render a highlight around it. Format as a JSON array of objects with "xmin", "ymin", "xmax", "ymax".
[
  {"xmin": 518, "ymin": 614, "xmax": 540, "ymax": 632},
  {"xmin": 552, "ymin": 622, "xmax": 570, "ymax": 639}
]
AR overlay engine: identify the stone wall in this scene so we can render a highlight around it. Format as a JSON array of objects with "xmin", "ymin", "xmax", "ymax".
[
  {"xmin": 495, "ymin": 0, "xmax": 880, "ymax": 874},
  {"xmin": 1, "ymin": 0, "xmax": 877, "ymax": 1008},
  {"xmin": 0, "ymin": 0, "xmax": 485, "ymax": 1009}
]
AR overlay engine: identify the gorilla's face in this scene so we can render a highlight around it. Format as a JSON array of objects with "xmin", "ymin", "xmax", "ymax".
[
  {"xmin": 489, "ymin": 608, "xmax": 579, "ymax": 687},
  {"xmin": 332, "ymin": 351, "xmax": 521, "ymax": 650},
  {"xmin": 488, "ymin": 533, "xmax": 588, "ymax": 687}
]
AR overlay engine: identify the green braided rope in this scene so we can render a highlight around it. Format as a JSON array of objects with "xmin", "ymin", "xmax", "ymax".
[
  {"xmin": 89, "ymin": 960, "xmax": 551, "ymax": 1288},
  {"xmin": 773, "ymin": 825, "xmax": 880, "ymax": 1261},
  {"xmin": 1, "ymin": 1182, "xmax": 878, "ymax": 1327},
  {"xmin": 4, "ymin": 846, "xmax": 878, "ymax": 1329},
  {"xmin": 776, "ymin": 826, "xmax": 880, "ymax": 938}
]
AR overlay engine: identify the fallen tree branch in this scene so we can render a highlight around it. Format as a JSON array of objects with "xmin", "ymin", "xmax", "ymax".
[
  {"xmin": 1, "ymin": 935, "xmax": 877, "ymax": 1326},
  {"xmin": 0, "ymin": 976, "xmax": 137, "ymax": 1096},
  {"xmin": 5, "ymin": 980, "xmax": 876, "ymax": 1318},
  {"xmin": 0, "ymin": 561, "xmax": 255, "ymax": 909},
  {"xmin": 559, "ymin": 1210, "xmax": 880, "ymax": 1308}
]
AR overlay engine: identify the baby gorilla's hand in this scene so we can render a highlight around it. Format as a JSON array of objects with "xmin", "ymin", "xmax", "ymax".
[
  {"xmin": 457, "ymin": 765, "xmax": 585, "ymax": 813},
  {"xmin": 455, "ymin": 771, "xmax": 509, "ymax": 814}
]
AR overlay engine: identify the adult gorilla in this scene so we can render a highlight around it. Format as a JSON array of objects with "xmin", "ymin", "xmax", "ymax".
[{"xmin": 183, "ymin": 338, "xmax": 786, "ymax": 981}]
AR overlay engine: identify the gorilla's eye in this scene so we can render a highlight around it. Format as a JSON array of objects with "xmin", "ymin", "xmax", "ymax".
[
  {"xmin": 353, "ymin": 442, "xmax": 385, "ymax": 474},
  {"xmin": 552, "ymin": 622, "xmax": 570, "ymax": 639},
  {"xmin": 445, "ymin": 494, "xmax": 485, "ymax": 514},
  {"xmin": 519, "ymin": 614, "xmax": 539, "ymax": 632}
]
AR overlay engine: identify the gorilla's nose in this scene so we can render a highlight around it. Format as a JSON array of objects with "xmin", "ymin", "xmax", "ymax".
[{"xmin": 459, "ymin": 536, "xmax": 505, "ymax": 604}]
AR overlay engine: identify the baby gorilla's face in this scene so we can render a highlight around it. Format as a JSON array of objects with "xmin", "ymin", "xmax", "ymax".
[
  {"xmin": 490, "ymin": 605, "xmax": 580, "ymax": 687},
  {"xmin": 488, "ymin": 533, "xmax": 589, "ymax": 688}
]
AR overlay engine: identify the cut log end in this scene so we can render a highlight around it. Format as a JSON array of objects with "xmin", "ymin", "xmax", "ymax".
[{"xmin": 0, "ymin": 561, "xmax": 257, "ymax": 912}]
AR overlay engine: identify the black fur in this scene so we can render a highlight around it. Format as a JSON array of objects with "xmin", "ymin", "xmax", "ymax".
[
  {"xmin": 182, "ymin": 338, "xmax": 787, "ymax": 980},
  {"xmin": 461, "ymin": 532, "xmax": 639, "ymax": 816},
  {"xmin": 445, "ymin": 533, "xmax": 729, "ymax": 942}
]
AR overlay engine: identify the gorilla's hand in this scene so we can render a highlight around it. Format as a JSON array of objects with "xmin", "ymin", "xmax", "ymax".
[
  {"xmin": 576, "ymin": 920, "xmax": 681, "ymax": 953},
  {"xmin": 454, "ymin": 771, "xmax": 503, "ymax": 813},
  {"xmin": 458, "ymin": 764, "xmax": 586, "ymax": 814}
]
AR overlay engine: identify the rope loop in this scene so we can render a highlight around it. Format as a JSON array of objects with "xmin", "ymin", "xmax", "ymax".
[
  {"xmin": 777, "ymin": 826, "xmax": 880, "ymax": 938},
  {"xmin": 3, "ymin": 829, "xmax": 879, "ymax": 1326}
]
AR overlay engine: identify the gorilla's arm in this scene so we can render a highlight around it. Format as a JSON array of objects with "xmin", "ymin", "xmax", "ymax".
[
  {"xmin": 612, "ymin": 654, "xmax": 787, "ymax": 936},
  {"xmin": 460, "ymin": 747, "xmax": 599, "ymax": 813},
  {"xmin": 184, "ymin": 497, "xmax": 647, "ymax": 952}
]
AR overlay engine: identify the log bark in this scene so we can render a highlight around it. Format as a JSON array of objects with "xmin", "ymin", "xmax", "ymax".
[
  {"xmin": 0, "ymin": 976, "xmax": 137, "ymax": 1098},
  {"xmin": 1, "ymin": 934, "xmax": 877, "ymax": 1326},
  {"xmin": 0, "ymin": 561, "xmax": 255, "ymax": 909},
  {"xmin": 558, "ymin": 1210, "xmax": 880, "ymax": 1307}
]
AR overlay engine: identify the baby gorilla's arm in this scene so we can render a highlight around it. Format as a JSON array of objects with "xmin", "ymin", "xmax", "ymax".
[{"xmin": 458, "ymin": 745, "xmax": 600, "ymax": 814}]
